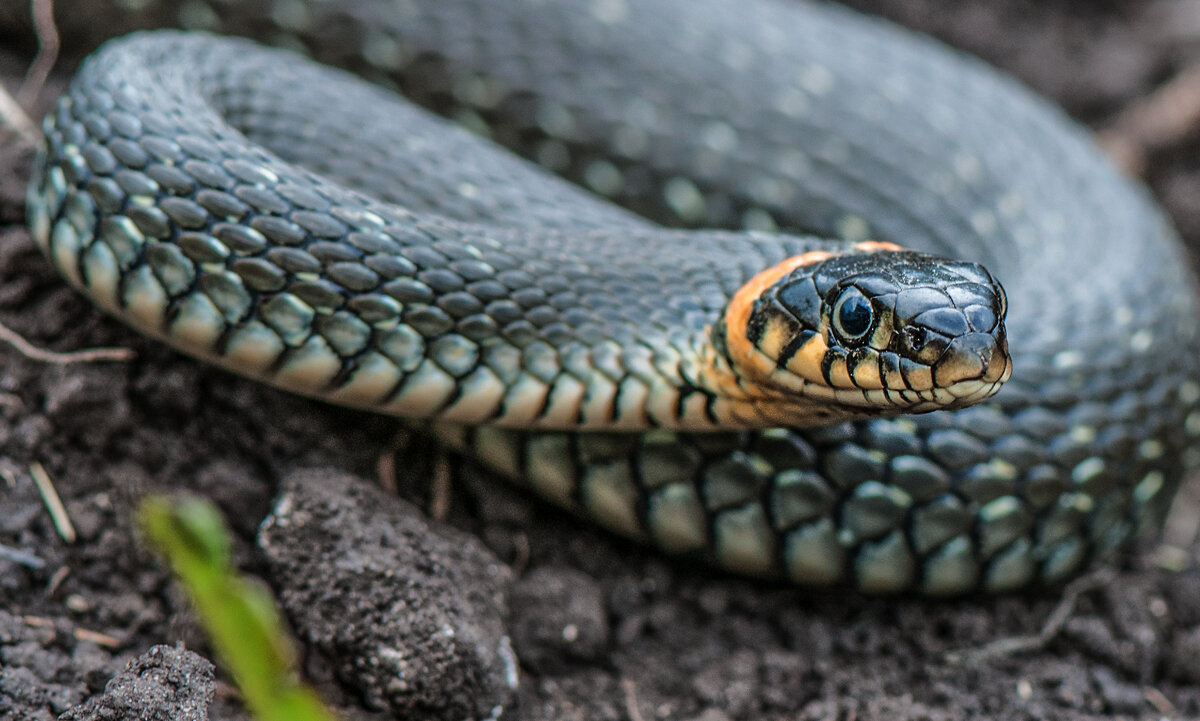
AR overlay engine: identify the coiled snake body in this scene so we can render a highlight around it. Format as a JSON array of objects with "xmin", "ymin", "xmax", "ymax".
[{"xmin": 22, "ymin": 0, "xmax": 1200, "ymax": 594}]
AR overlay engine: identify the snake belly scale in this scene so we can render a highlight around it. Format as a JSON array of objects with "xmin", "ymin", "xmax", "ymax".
[{"xmin": 21, "ymin": 0, "xmax": 1200, "ymax": 594}]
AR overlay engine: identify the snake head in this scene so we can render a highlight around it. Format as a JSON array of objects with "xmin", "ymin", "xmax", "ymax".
[{"xmin": 717, "ymin": 241, "xmax": 1010, "ymax": 424}]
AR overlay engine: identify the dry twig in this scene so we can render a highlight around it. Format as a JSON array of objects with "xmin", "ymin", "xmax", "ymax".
[
  {"xmin": 21, "ymin": 615, "xmax": 119, "ymax": 647},
  {"xmin": 430, "ymin": 454, "xmax": 452, "ymax": 522},
  {"xmin": 0, "ymin": 542, "xmax": 45, "ymax": 569},
  {"xmin": 73, "ymin": 626, "xmax": 121, "ymax": 649},
  {"xmin": 1143, "ymin": 685, "xmax": 1177, "ymax": 715},
  {"xmin": 945, "ymin": 569, "xmax": 1114, "ymax": 665},
  {"xmin": 0, "ymin": 320, "xmax": 134, "ymax": 364},
  {"xmin": 621, "ymin": 678, "xmax": 648, "ymax": 721},
  {"xmin": 30, "ymin": 461, "xmax": 76, "ymax": 544},
  {"xmin": 0, "ymin": 85, "xmax": 37, "ymax": 141},
  {"xmin": 16, "ymin": 0, "xmax": 59, "ymax": 109},
  {"xmin": 376, "ymin": 447, "xmax": 398, "ymax": 494},
  {"xmin": 45, "ymin": 565, "xmax": 70, "ymax": 597},
  {"xmin": 1098, "ymin": 61, "xmax": 1200, "ymax": 175}
]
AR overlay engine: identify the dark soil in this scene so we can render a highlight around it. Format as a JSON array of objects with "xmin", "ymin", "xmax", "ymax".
[{"xmin": 5, "ymin": 1, "xmax": 1200, "ymax": 719}]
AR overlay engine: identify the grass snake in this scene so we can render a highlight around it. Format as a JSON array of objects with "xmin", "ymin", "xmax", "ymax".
[{"xmin": 19, "ymin": 0, "xmax": 1200, "ymax": 594}]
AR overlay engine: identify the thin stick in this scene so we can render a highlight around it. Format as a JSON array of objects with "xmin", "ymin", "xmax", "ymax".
[
  {"xmin": 0, "ymin": 320, "xmax": 134, "ymax": 364},
  {"xmin": 1097, "ymin": 61, "xmax": 1200, "ymax": 176},
  {"xmin": 24, "ymin": 615, "xmax": 122, "ymax": 648},
  {"xmin": 376, "ymin": 448, "xmax": 398, "ymax": 494},
  {"xmin": 30, "ymin": 461, "xmax": 76, "ymax": 544},
  {"xmin": 0, "ymin": 542, "xmax": 45, "ymax": 569},
  {"xmin": 510, "ymin": 531, "xmax": 531, "ymax": 577},
  {"xmin": 0, "ymin": 85, "xmax": 37, "ymax": 141},
  {"xmin": 45, "ymin": 565, "xmax": 70, "ymax": 596},
  {"xmin": 1143, "ymin": 685, "xmax": 1177, "ymax": 716},
  {"xmin": 620, "ymin": 678, "xmax": 648, "ymax": 721},
  {"xmin": 944, "ymin": 569, "xmax": 1113, "ymax": 665},
  {"xmin": 16, "ymin": 0, "xmax": 60, "ymax": 109},
  {"xmin": 429, "ymin": 454, "xmax": 452, "ymax": 522},
  {"xmin": 73, "ymin": 627, "xmax": 121, "ymax": 648},
  {"xmin": 0, "ymin": 460, "xmax": 17, "ymax": 487}
]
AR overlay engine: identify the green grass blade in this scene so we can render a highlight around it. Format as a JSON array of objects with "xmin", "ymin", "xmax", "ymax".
[{"xmin": 138, "ymin": 495, "xmax": 336, "ymax": 721}]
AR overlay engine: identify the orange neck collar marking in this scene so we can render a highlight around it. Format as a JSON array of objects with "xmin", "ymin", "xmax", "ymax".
[
  {"xmin": 722, "ymin": 241, "xmax": 905, "ymax": 388},
  {"xmin": 723, "ymin": 250, "xmax": 832, "ymax": 386}
]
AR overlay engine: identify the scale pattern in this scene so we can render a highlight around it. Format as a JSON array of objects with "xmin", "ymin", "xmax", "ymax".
[{"xmin": 20, "ymin": 0, "xmax": 1200, "ymax": 593}]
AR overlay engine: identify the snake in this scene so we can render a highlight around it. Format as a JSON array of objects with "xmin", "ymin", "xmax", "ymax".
[{"xmin": 18, "ymin": 0, "xmax": 1200, "ymax": 595}]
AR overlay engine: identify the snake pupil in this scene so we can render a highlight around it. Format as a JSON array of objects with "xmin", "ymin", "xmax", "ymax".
[{"xmin": 833, "ymin": 288, "xmax": 873, "ymax": 341}]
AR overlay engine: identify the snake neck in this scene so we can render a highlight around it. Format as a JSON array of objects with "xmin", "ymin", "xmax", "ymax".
[
  {"xmin": 687, "ymin": 314, "xmax": 909, "ymax": 430},
  {"xmin": 681, "ymin": 321, "xmax": 849, "ymax": 429}
]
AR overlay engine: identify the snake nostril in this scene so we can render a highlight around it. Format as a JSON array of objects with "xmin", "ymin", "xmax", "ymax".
[{"xmin": 903, "ymin": 326, "xmax": 927, "ymax": 352}]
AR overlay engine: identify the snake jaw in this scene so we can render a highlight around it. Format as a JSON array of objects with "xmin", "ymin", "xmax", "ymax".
[{"xmin": 712, "ymin": 243, "xmax": 1011, "ymax": 427}]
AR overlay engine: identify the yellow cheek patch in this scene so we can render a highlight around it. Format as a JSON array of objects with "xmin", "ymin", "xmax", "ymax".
[
  {"xmin": 725, "ymin": 251, "xmax": 832, "ymax": 385},
  {"xmin": 850, "ymin": 350, "xmax": 883, "ymax": 389},
  {"xmin": 882, "ymin": 359, "xmax": 906, "ymax": 390},
  {"xmin": 904, "ymin": 363, "xmax": 935, "ymax": 391},
  {"xmin": 784, "ymin": 332, "xmax": 828, "ymax": 384},
  {"xmin": 868, "ymin": 310, "xmax": 894, "ymax": 351},
  {"xmin": 826, "ymin": 354, "xmax": 852, "ymax": 388},
  {"xmin": 756, "ymin": 317, "xmax": 793, "ymax": 361}
]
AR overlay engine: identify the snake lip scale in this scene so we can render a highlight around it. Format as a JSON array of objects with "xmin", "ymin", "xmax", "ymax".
[{"xmin": 21, "ymin": 0, "xmax": 1200, "ymax": 595}]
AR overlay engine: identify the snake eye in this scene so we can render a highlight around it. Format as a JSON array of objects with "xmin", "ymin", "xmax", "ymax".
[{"xmin": 832, "ymin": 287, "xmax": 874, "ymax": 341}]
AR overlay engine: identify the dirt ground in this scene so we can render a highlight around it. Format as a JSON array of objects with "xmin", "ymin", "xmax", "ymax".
[{"xmin": 5, "ymin": 1, "xmax": 1200, "ymax": 719}]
